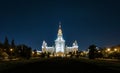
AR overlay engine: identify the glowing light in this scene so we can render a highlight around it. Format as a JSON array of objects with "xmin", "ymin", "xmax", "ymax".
[
  {"xmin": 107, "ymin": 48, "xmax": 110, "ymax": 52},
  {"xmin": 10, "ymin": 48, "xmax": 13, "ymax": 52},
  {"xmin": 114, "ymin": 48, "xmax": 117, "ymax": 51},
  {"xmin": 98, "ymin": 51, "xmax": 101, "ymax": 53},
  {"xmin": 58, "ymin": 25, "xmax": 62, "ymax": 36},
  {"xmin": 32, "ymin": 51, "xmax": 34, "ymax": 55}
]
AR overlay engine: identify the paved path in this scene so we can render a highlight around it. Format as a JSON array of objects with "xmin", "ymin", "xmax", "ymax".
[{"xmin": 1, "ymin": 58, "xmax": 120, "ymax": 73}]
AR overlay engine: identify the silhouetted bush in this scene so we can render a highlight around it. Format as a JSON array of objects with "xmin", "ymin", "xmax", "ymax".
[{"xmin": 88, "ymin": 45, "xmax": 97, "ymax": 59}]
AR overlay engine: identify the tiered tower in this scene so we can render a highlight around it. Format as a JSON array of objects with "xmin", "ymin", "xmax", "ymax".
[{"xmin": 55, "ymin": 22, "xmax": 65, "ymax": 53}]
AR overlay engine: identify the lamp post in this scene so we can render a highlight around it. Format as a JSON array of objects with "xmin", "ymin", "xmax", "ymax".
[
  {"xmin": 10, "ymin": 48, "xmax": 13, "ymax": 57},
  {"xmin": 114, "ymin": 48, "xmax": 117, "ymax": 52},
  {"xmin": 107, "ymin": 48, "xmax": 110, "ymax": 52},
  {"xmin": 10, "ymin": 48, "xmax": 13, "ymax": 52},
  {"xmin": 105, "ymin": 48, "xmax": 111, "ymax": 58}
]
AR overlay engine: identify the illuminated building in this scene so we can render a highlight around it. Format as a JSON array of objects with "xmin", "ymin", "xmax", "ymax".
[{"xmin": 42, "ymin": 23, "xmax": 78, "ymax": 57}]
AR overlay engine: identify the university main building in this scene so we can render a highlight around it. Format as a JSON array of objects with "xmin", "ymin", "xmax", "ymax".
[{"xmin": 42, "ymin": 24, "xmax": 78, "ymax": 57}]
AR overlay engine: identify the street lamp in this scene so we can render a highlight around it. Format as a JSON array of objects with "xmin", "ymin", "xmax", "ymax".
[
  {"xmin": 10, "ymin": 48, "xmax": 13, "ymax": 52},
  {"xmin": 10, "ymin": 48, "xmax": 13, "ymax": 58},
  {"xmin": 107, "ymin": 48, "xmax": 110, "ymax": 52},
  {"xmin": 114, "ymin": 48, "xmax": 117, "ymax": 52},
  {"xmin": 98, "ymin": 50, "xmax": 101, "ymax": 53}
]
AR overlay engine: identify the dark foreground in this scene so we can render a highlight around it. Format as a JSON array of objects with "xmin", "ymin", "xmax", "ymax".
[{"xmin": 1, "ymin": 57, "xmax": 120, "ymax": 73}]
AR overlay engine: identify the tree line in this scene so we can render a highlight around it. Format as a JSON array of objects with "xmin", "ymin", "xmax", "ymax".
[
  {"xmin": 88, "ymin": 44, "xmax": 120, "ymax": 59},
  {"xmin": 0, "ymin": 37, "xmax": 32, "ymax": 60}
]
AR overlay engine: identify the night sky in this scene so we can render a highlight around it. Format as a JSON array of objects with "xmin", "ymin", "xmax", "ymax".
[{"xmin": 0, "ymin": 0, "xmax": 120, "ymax": 50}]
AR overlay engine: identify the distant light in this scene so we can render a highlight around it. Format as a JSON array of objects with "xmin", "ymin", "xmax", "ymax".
[
  {"xmin": 96, "ymin": 47, "xmax": 99, "ymax": 50},
  {"xmin": 10, "ymin": 48, "xmax": 13, "ymax": 52},
  {"xmin": 107, "ymin": 48, "xmax": 110, "ymax": 51},
  {"xmin": 114, "ymin": 48, "xmax": 117, "ymax": 51},
  {"xmin": 98, "ymin": 51, "xmax": 101, "ymax": 53},
  {"xmin": 32, "ymin": 51, "xmax": 34, "ymax": 54}
]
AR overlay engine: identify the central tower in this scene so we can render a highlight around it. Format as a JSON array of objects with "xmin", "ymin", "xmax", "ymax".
[
  {"xmin": 42, "ymin": 22, "xmax": 79, "ymax": 57},
  {"xmin": 55, "ymin": 23, "xmax": 65, "ymax": 53}
]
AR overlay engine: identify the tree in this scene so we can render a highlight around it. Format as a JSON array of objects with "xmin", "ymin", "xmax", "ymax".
[
  {"xmin": 0, "ymin": 42, "xmax": 2, "ymax": 47},
  {"xmin": 16, "ymin": 44, "xmax": 32, "ymax": 59},
  {"xmin": 75, "ymin": 51, "xmax": 80, "ymax": 58},
  {"xmin": 88, "ymin": 44, "xmax": 97, "ymax": 59},
  {"xmin": 0, "ymin": 42, "xmax": 3, "ymax": 51},
  {"xmin": 4, "ymin": 36, "xmax": 9, "ymax": 47},
  {"xmin": 11, "ymin": 39, "xmax": 15, "ymax": 48},
  {"xmin": 47, "ymin": 52, "xmax": 51, "ymax": 58},
  {"xmin": 69, "ymin": 52, "xmax": 73, "ymax": 58},
  {"xmin": 9, "ymin": 39, "xmax": 16, "ymax": 58},
  {"xmin": 26, "ymin": 47, "xmax": 32, "ymax": 59},
  {"xmin": 3, "ymin": 36, "xmax": 10, "ymax": 54},
  {"xmin": 40, "ymin": 52, "xmax": 45, "ymax": 58},
  {"xmin": 33, "ymin": 49, "xmax": 37, "ymax": 57},
  {"xmin": 1, "ymin": 52, "xmax": 9, "ymax": 59}
]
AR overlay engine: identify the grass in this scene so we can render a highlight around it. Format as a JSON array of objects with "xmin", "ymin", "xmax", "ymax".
[
  {"xmin": 0, "ymin": 57, "xmax": 42, "ymax": 71},
  {"xmin": 0, "ymin": 57, "xmax": 120, "ymax": 72},
  {"xmin": 77, "ymin": 57, "xmax": 120, "ymax": 71}
]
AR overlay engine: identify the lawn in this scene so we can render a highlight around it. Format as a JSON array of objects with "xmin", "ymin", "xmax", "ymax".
[{"xmin": 0, "ymin": 57, "xmax": 120, "ymax": 73}]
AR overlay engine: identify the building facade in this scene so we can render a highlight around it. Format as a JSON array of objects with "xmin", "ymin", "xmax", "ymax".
[{"xmin": 42, "ymin": 24, "xmax": 78, "ymax": 57}]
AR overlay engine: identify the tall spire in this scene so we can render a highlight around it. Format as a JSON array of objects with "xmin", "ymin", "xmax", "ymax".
[
  {"xmin": 59, "ymin": 21, "xmax": 61, "ymax": 28},
  {"xmin": 59, "ymin": 24, "xmax": 61, "ymax": 29},
  {"xmin": 58, "ymin": 22, "xmax": 62, "ymax": 36}
]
